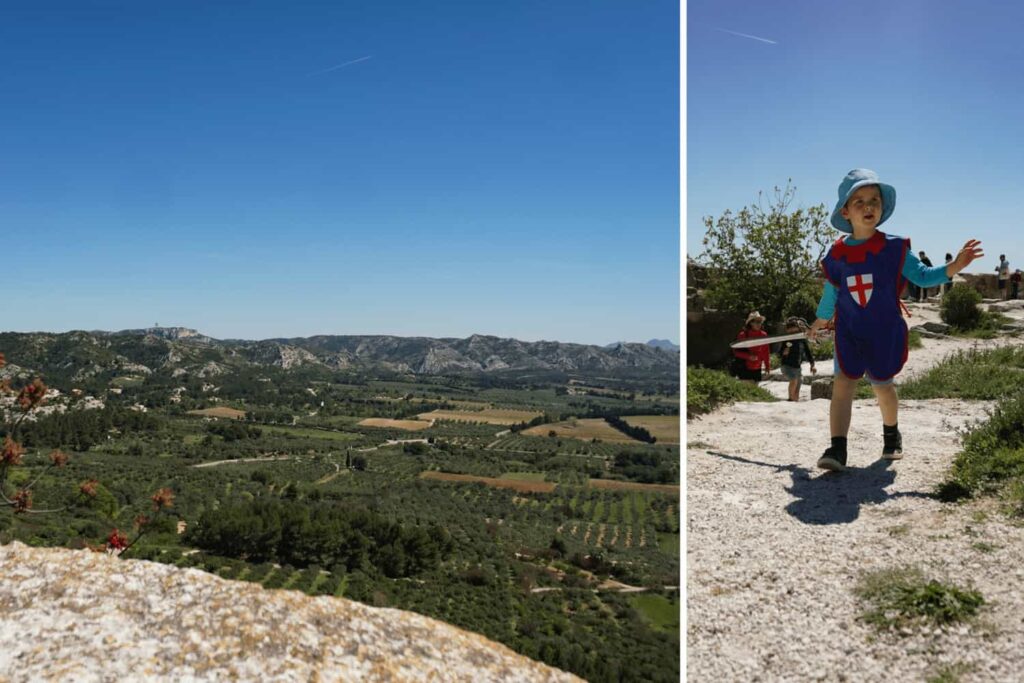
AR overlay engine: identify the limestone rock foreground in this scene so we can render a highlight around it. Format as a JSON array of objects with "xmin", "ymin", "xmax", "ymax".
[{"xmin": 0, "ymin": 543, "xmax": 580, "ymax": 682}]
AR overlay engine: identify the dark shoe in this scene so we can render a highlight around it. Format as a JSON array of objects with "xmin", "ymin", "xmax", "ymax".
[
  {"xmin": 882, "ymin": 429, "xmax": 903, "ymax": 460},
  {"xmin": 817, "ymin": 446, "xmax": 848, "ymax": 472}
]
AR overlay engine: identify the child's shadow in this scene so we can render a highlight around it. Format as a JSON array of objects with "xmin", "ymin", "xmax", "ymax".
[{"xmin": 705, "ymin": 451, "xmax": 933, "ymax": 526}]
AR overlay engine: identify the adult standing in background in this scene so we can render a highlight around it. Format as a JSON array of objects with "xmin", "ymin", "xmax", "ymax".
[
  {"xmin": 996, "ymin": 254, "xmax": 1011, "ymax": 299},
  {"xmin": 941, "ymin": 253, "xmax": 954, "ymax": 296},
  {"xmin": 918, "ymin": 251, "xmax": 934, "ymax": 301}
]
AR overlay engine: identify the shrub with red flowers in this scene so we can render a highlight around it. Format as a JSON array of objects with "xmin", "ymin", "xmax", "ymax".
[{"xmin": 1, "ymin": 352, "xmax": 174, "ymax": 556}]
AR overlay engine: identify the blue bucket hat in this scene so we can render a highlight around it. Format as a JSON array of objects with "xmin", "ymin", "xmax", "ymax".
[{"xmin": 830, "ymin": 168, "xmax": 896, "ymax": 233}]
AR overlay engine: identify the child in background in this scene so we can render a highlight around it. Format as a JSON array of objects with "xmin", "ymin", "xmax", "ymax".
[
  {"xmin": 807, "ymin": 169, "xmax": 983, "ymax": 471},
  {"xmin": 779, "ymin": 317, "xmax": 817, "ymax": 401},
  {"xmin": 732, "ymin": 311, "xmax": 771, "ymax": 383}
]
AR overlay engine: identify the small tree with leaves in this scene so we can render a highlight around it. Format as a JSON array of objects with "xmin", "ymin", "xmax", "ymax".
[{"xmin": 699, "ymin": 182, "xmax": 834, "ymax": 323}]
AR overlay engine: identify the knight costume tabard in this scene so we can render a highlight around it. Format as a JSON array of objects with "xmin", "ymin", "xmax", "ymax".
[{"xmin": 820, "ymin": 230, "xmax": 910, "ymax": 382}]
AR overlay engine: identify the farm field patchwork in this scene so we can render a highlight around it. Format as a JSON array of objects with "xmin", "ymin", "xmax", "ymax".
[
  {"xmin": 187, "ymin": 406, "xmax": 248, "ymax": 420},
  {"xmin": 523, "ymin": 418, "xmax": 641, "ymax": 443},
  {"xmin": 356, "ymin": 417, "xmax": 432, "ymax": 431},
  {"xmin": 621, "ymin": 415, "xmax": 680, "ymax": 444},
  {"xmin": 416, "ymin": 408, "xmax": 543, "ymax": 425}
]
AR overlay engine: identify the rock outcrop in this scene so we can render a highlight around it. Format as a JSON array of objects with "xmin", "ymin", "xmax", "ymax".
[{"xmin": 0, "ymin": 543, "xmax": 580, "ymax": 682}]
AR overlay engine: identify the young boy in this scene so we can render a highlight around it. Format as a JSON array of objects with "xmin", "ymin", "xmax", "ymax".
[
  {"xmin": 807, "ymin": 169, "xmax": 983, "ymax": 471},
  {"xmin": 779, "ymin": 317, "xmax": 817, "ymax": 401}
]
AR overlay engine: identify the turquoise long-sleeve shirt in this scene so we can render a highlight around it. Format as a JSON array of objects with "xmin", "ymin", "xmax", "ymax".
[{"xmin": 816, "ymin": 238, "xmax": 951, "ymax": 320}]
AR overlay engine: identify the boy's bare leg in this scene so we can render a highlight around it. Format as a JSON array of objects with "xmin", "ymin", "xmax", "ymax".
[
  {"xmin": 829, "ymin": 373, "xmax": 858, "ymax": 437},
  {"xmin": 789, "ymin": 378, "xmax": 799, "ymax": 401},
  {"xmin": 872, "ymin": 383, "xmax": 899, "ymax": 425}
]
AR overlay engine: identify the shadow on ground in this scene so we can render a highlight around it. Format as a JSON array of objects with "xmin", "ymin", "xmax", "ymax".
[{"xmin": 704, "ymin": 451, "xmax": 934, "ymax": 525}]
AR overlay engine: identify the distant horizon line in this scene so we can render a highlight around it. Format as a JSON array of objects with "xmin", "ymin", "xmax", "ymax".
[{"xmin": 1, "ymin": 326, "xmax": 680, "ymax": 349}]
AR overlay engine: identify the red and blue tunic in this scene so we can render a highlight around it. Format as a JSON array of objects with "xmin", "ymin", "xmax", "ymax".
[{"xmin": 821, "ymin": 231, "xmax": 910, "ymax": 382}]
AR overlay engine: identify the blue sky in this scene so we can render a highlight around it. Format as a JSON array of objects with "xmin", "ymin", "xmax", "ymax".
[
  {"xmin": 2, "ymin": 1, "xmax": 679, "ymax": 346},
  {"xmin": 688, "ymin": 0, "xmax": 1024, "ymax": 272}
]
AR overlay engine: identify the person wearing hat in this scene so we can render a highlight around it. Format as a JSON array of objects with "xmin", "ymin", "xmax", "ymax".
[
  {"xmin": 806, "ymin": 169, "xmax": 984, "ymax": 471},
  {"xmin": 732, "ymin": 311, "xmax": 771, "ymax": 383}
]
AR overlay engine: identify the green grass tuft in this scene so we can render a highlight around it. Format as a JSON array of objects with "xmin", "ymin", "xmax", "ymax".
[
  {"xmin": 899, "ymin": 346, "xmax": 1024, "ymax": 400},
  {"xmin": 927, "ymin": 662, "xmax": 976, "ymax": 683},
  {"xmin": 855, "ymin": 566, "xmax": 984, "ymax": 632},
  {"xmin": 686, "ymin": 367, "xmax": 775, "ymax": 418}
]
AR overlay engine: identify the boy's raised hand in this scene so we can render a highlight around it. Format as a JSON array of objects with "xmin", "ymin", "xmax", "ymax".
[{"xmin": 950, "ymin": 239, "xmax": 984, "ymax": 275}]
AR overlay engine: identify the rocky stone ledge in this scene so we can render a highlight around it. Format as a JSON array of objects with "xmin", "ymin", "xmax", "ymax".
[{"xmin": 0, "ymin": 543, "xmax": 580, "ymax": 683}]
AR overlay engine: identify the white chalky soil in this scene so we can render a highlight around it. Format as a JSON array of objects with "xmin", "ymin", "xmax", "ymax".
[{"xmin": 688, "ymin": 301, "xmax": 1024, "ymax": 682}]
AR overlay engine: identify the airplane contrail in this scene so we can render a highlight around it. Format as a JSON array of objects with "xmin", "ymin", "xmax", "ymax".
[
  {"xmin": 307, "ymin": 55, "xmax": 373, "ymax": 77},
  {"xmin": 716, "ymin": 28, "xmax": 777, "ymax": 45}
]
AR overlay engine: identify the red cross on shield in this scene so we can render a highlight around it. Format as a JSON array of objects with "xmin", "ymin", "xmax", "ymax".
[{"xmin": 847, "ymin": 273, "xmax": 874, "ymax": 307}]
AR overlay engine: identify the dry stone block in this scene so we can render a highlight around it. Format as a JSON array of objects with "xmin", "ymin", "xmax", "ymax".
[{"xmin": 811, "ymin": 378, "xmax": 833, "ymax": 400}]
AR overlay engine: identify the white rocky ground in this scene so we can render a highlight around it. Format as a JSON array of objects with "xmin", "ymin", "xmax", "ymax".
[
  {"xmin": 688, "ymin": 300, "xmax": 1024, "ymax": 682},
  {"xmin": 0, "ymin": 543, "xmax": 580, "ymax": 683}
]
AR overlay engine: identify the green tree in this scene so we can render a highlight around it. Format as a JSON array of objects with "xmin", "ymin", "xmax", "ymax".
[{"xmin": 699, "ymin": 182, "xmax": 833, "ymax": 323}]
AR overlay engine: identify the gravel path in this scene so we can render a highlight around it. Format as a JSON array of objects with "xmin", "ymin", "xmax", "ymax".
[{"xmin": 688, "ymin": 309, "xmax": 1024, "ymax": 682}]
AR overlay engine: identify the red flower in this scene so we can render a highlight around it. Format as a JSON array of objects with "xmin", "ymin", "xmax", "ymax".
[
  {"xmin": 79, "ymin": 479, "xmax": 99, "ymax": 498},
  {"xmin": 133, "ymin": 514, "xmax": 150, "ymax": 530},
  {"xmin": 2, "ymin": 438, "xmax": 24, "ymax": 466},
  {"xmin": 151, "ymin": 488, "xmax": 174, "ymax": 510},
  {"xmin": 49, "ymin": 450, "xmax": 69, "ymax": 468},
  {"xmin": 12, "ymin": 489, "xmax": 32, "ymax": 514},
  {"xmin": 0, "ymin": 352, "xmax": 5, "ymax": 368},
  {"xmin": 106, "ymin": 529, "xmax": 129, "ymax": 551}
]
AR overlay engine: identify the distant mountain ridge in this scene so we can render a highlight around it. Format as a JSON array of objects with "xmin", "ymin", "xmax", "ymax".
[
  {"xmin": 0, "ymin": 328, "xmax": 678, "ymax": 381},
  {"xmin": 604, "ymin": 339, "xmax": 680, "ymax": 352}
]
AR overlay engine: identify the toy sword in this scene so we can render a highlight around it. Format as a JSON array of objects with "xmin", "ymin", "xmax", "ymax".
[{"xmin": 730, "ymin": 332, "xmax": 829, "ymax": 349}]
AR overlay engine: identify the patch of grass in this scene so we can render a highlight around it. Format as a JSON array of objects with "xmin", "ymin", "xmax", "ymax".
[
  {"xmin": 628, "ymin": 593, "xmax": 680, "ymax": 635},
  {"xmin": 949, "ymin": 311, "xmax": 1014, "ymax": 340},
  {"xmin": 686, "ymin": 367, "xmax": 776, "ymax": 418},
  {"xmin": 855, "ymin": 566, "xmax": 984, "ymax": 633},
  {"xmin": 811, "ymin": 337, "xmax": 834, "ymax": 361},
  {"xmin": 971, "ymin": 541, "xmax": 998, "ymax": 553},
  {"xmin": 926, "ymin": 661, "xmax": 975, "ymax": 683},
  {"xmin": 886, "ymin": 524, "xmax": 910, "ymax": 537},
  {"xmin": 899, "ymin": 346, "xmax": 1024, "ymax": 400},
  {"xmin": 656, "ymin": 532, "xmax": 680, "ymax": 557},
  {"xmin": 908, "ymin": 329, "xmax": 924, "ymax": 350},
  {"xmin": 939, "ymin": 390, "xmax": 1024, "ymax": 512}
]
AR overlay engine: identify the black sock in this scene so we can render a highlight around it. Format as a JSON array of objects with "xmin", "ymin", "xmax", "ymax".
[
  {"xmin": 831, "ymin": 437, "xmax": 848, "ymax": 452},
  {"xmin": 883, "ymin": 423, "xmax": 899, "ymax": 435}
]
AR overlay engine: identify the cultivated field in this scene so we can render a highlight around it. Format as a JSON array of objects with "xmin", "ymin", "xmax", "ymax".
[
  {"xmin": 523, "ymin": 418, "xmax": 640, "ymax": 443},
  {"xmin": 357, "ymin": 418, "xmax": 431, "ymax": 431},
  {"xmin": 589, "ymin": 479, "xmax": 680, "ymax": 495},
  {"xmin": 416, "ymin": 409, "xmax": 543, "ymax": 425},
  {"xmin": 186, "ymin": 407, "xmax": 247, "ymax": 420},
  {"xmin": 419, "ymin": 471, "xmax": 556, "ymax": 493},
  {"xmin": 621, "ymin": 415, "xmax": 680, "ymax": 444}
]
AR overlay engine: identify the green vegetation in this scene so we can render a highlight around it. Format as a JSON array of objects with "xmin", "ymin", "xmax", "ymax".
[
  {"xmin": 855, "ymin": 566, "xmax": 984, "ymax": 632},
  {"xmin": 686, "ymin": 367, "xmax": 776, "ymax": 418},
  {"xmin": 900, "ymin": 347, "xmax": 1024, "ymax": 400},
  {"xmin": 926, "ymin": 662, "xmax": 975, "ymax": 683},
  {"xmin": 938, "ymin": 389, "xmax": 1024, "ymax": 512},
  {"xmin": 629, "ymin": 593, "xmax": 680, "ymax": 635},
  {"xmin": 0, "ymin": 344, "xmax": 681, "ymax": 683},
  {"xmin": 941, "ymin": 284, "xmax": 983, "ymax": 330},
  {"xmin": 697, "ymin": 182, "xmax": 832, "ymax": 323}
]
